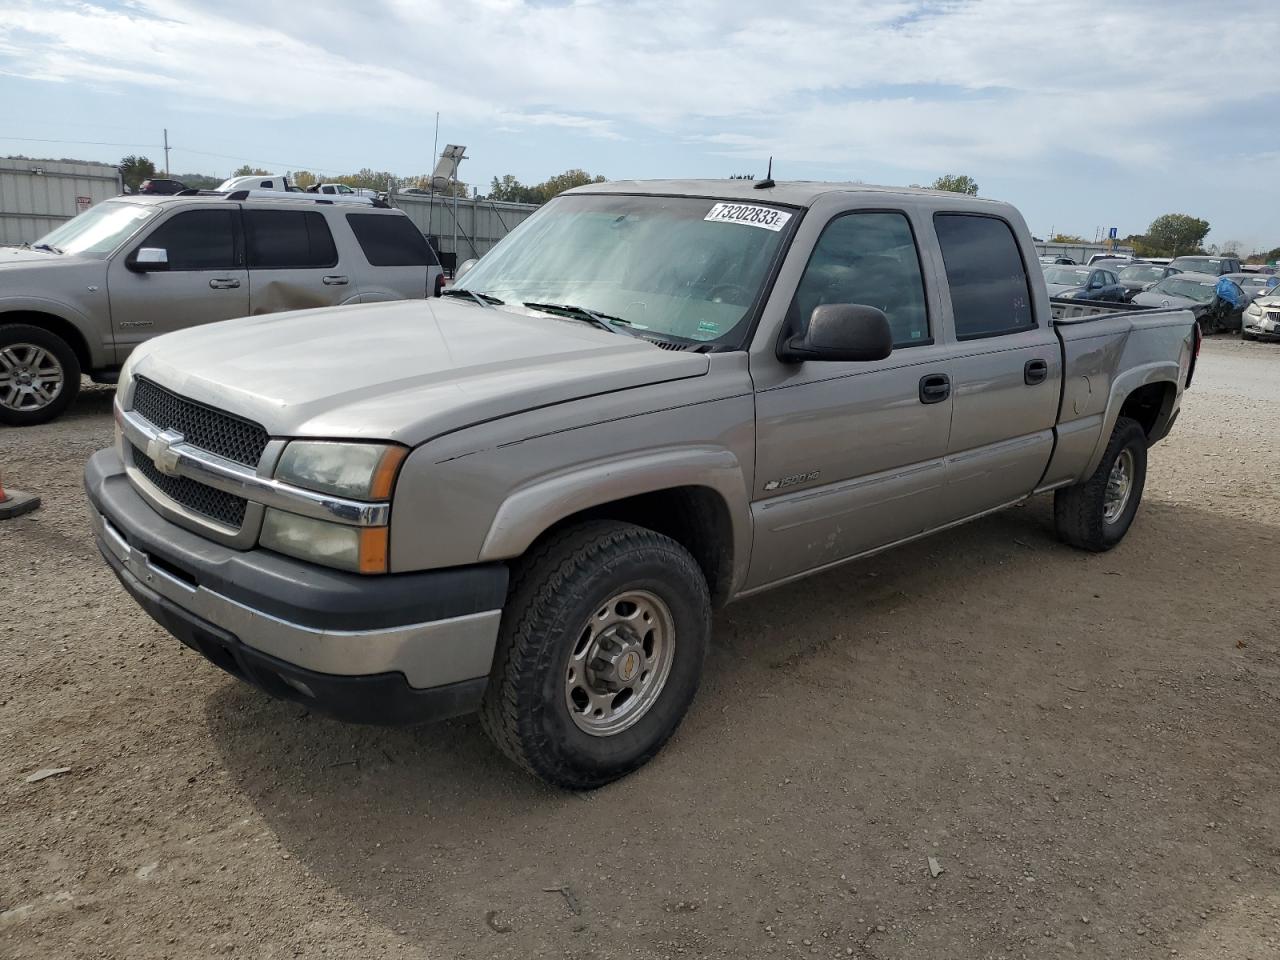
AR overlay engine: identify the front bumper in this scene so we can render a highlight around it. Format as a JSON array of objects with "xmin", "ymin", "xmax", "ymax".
[
  {"xmin": 1243, "ymin": 313, "xmax": 1280, "ymax": 340},
  {"xmin": 85, "ymin": 448, "xmax": 508, "ymax": 725}
]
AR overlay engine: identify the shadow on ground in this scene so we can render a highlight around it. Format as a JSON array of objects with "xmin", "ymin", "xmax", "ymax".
[{"xmin": 205, "ymin": 499, "xmax": 1280, "ymax": 958}]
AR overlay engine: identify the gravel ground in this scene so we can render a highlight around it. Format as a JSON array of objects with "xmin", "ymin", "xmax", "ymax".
[{"xmin": 2, "ymin": 337, "xmax": 1278, "ymax": 960}]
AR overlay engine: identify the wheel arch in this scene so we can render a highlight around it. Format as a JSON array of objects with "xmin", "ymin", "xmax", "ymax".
[
  {"xmin": 0, "ymin": 309, "xmax": 93, "ymax": 374},
  {"xmin": 478, "ymin": 449, "xmax": 751, "ymax": 606},
  {"xmin": 1082, "ymin": 363, "xmax": 1181, "ymax": 478}
]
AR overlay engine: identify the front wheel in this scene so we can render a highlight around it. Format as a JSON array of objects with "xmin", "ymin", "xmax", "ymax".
[
  {"xmin": 0, "ymin": 324, "xmax": 82, "ymax": 427},
  {"xmin": 480, "ymin": 521, "xmax": 711, "ymax": 790},
  {"xmin": 1054, "ymin": 416, "xmax": 1148, "ymax": 552}
]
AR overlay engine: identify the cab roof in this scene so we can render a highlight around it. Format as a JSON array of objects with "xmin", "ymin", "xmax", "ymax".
[{"xmin": 565, "ymin": 178, "xmax": 1005, "ymax": 210}]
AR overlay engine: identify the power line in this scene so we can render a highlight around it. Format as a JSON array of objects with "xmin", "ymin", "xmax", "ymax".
[{"xmin": 0, "ymin": 135, "xmax": 354, "ymax": 176}]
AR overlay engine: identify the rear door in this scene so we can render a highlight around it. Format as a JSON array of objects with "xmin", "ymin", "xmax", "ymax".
[
  {"xmin": 931, "ymin": 212, "xmax": 1062, "ymax": 522},
  {"xmin": 343, "ymin": 212, "xmax": 438, "ymax": 301},
  {"xmin": 243, "ymin": 208, "xmax": 351, "ymax": 314},
  {"xmin": 105, "ymin": 205, "xmax": 248, "ymax": 354}
]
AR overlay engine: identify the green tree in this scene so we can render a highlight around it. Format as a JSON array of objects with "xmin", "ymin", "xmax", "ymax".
[
  {"xmin": 1144, "ymin": 214, "xmax": 1210, "ymax": 257},
  {"xmin": 119, "ymin": 154, "xmax": 157, "ymax": 191},
  {"xmin": 175, "ymin": 172, "xmax": 221, "ymax": 189},
  {"xmin": 232, "ymin": 164, "xmax": 271, "ymax": 177},
  {"xmin": 486, "ymin": 169, "xmax": 608, "ymax": 204},
  {"xmin": 537, "ymin": 168, "xmax": 607, "ymax": 200},
  {"xmin": 931, "ymin": 173, "xmax": 979, "ymax": 196},
  {"xmin": 1050, "ymin": 233, "xmax": 1086, "ymax": 243}
]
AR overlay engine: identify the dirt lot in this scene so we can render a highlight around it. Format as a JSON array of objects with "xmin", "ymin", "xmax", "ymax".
[{"xmin": 2, "ymin": 337, "xmax": 1278, "ymax": 960}]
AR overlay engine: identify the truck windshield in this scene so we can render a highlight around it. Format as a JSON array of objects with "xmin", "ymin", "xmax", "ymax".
[
  {"xmin": 1153, "ymin": 278, "xmax": 1215, "ymax": 303},
  {"xmin": 33, "ymin": 200, "xmax": 158, "ymax": 259},
  {"xmin": 452, "ymin": 193, "xmax": 796, "ymax": 344}
]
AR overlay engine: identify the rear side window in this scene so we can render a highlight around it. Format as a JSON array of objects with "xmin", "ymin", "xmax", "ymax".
[
  {"xmin": 789, "ymin": 211, "xmax": 930, "ymax": 347},
  {"xmin": 141, "ymin": 210, "xmax": 237, "ymax": 270},
  {"xmin": 934, "ymin": 214, "xmax": 1034, "ymax": 339},
  {"xmin": 346, "ymin": 213, "xmax": 438, "ymax": 267},
  {"xmin": 244, "ymin": 210, "xmax": 338, "ymax": 269}
]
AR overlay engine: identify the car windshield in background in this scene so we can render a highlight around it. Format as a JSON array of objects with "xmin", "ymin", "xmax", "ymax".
[
  {"xmin": 33, "ymin": 200, "xmax": 158, "ymax": 259},
  {"xmin": 1119, "ymin": 266, "xmax": 1167, "ymax": 283},
  {"xmin": 1172, "ymin": 258, "xmax": 1222, "ymax": 274},
  {"xmin": 1153, "ymin": 278, "xmax": 1216, "ymax": 302},
  {"xmin": 1044, "ymin": 267, "xmax": 1091, "ymax": 284},
  {"xmin": 452, "ymin": 194, "xmax": 795, "ymax": 344}
]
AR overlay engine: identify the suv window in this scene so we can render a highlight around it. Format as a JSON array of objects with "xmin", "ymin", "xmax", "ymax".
[
  {"xmin": 243, "ymin": 210, "xmax": 338, "ymax": 269},
  {"xmin": 790, "ymin": 211, "xmax": 930, "ymax": 347},
  {"xmin": 141, "ymin": 209, "xmax": 237, "ymax": 270},
  {"xmin": 934, "ymin": 214, "xmax": 1034, "ymax": 339},
  {"xmin": 345, "ymin": 213, "xmax": 438, "ymax": 267}
]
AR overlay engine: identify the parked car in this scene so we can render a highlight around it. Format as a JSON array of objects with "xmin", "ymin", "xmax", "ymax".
[
  {"xmin": 0, "ymin": 193, "xmax": 444, "ymax": 425},
  {"xmin": 1242, "ymin": 292, "xmax": 1280, "ymax": 340},
  {"xmin": 1224, "ymin": 271, "xmax": 1280, "ymax": 300},
  {"xmin": 1117, "ymin": 262, "xmax": 1181, "ymax": 300},
  {"xmin": 1131, "ymin": 272, "xmax": 1245, "ymax": 332},
  {"xmin": 1168, "ymin": 255, "xmax": 1242, "ymax": 276},
  {"xmin": 1039, "ymin": 255, "xmax": 1076, "ymax": 265},
  {"xmin": 1043, "ymin": 265, "xmax": 1127, "ymax": 301},
  {"xmin": 84, "ymin": 179, "xmax": 1197, "ymax": 789},
  {"xmin": 1087, "ymin": 254, "xmax": 1137, "ymax": 266},
  {"xmin": 138, "ymin": 178, "xmax": 188, "ymax": 196}
]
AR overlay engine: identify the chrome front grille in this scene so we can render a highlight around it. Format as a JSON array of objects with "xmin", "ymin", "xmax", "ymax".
[
  {"xmin": 131, "ymin": 442, "xmax": 248, "ymax": 528},
  {"xmin": 132, "ymin": 378, "xmax": 269, "ymax": 467}
]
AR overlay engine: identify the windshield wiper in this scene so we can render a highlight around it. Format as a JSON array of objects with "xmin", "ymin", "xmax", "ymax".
[
  {"xmin": 32, "ymin": 242, "xmax": 62, "ymax": 254},
  {"xmin": 441, "ymin": 288, "xmax": 503, "ymax": 306},
  {"xmin": 523, "ymin": 302, "xmax": 632, "ymax": 335}
]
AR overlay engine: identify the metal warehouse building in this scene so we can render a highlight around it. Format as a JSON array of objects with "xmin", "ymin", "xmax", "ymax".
[
  {"xmin": 392, "ymin": 193, "xmax": 537, "ymax": 268},
  {"xmin": 0, "ymin": 157, "xmax": 123, "ymax": 246}
]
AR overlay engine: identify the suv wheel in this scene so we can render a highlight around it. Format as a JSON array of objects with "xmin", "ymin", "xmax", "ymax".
[
  {"xmin": 1053, "ymin": 416, "xmax": 1148, "ymax": 552},
  {"xmin": 0, "ymin": 324, "xmax": 81, "ymax": 426},
  {"xmin": 480, "ymin": 520, "xmax": 711, "ymax": 790}
]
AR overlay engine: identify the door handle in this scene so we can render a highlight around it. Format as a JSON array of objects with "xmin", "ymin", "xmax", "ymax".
[
  {"xmin": 208, "ymin": 278, "xmax": 240, "ymax": 289},
  {"xmin": 322, "ymin": 275, "xmax": 349, "ymax": 286},
  {"xmin": 1024, "ymin": 358, "xmax": 1049, "ymax": 385},
  {"xmin": 919, "ymin": 373, "xmax": 951, "ymax": 405}
]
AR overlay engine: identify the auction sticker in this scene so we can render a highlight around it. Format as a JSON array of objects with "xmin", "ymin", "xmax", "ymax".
[{"xmin": 704, "ymin": 202, "xmax": 791, "ymax": 232}]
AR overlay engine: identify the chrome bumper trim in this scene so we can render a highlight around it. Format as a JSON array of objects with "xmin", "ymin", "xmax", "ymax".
[{"xmin": 117, "ymin": 404, "xmax": 389, "ymax": 527}]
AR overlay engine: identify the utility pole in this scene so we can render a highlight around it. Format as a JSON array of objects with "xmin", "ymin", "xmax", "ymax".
[
  {"xmin": 428, "ymin": 112, "xmax": 439, "ymax": 256},
  {"xmin": 163, "ymin": 128, "xmax": 170, "ymax": 176}
]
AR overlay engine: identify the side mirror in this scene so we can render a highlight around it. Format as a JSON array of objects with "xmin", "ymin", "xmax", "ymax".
[
  {"xmin": 779, "ymin": 304, "xmax": 893, "ymax": 363},
  {"xmin": 455, "ymin": 258, "xmax": 478, "ymax": 281},
  {"xmin": 129, "ymin": 247, "xmax": 169, "ymax": 272},
  {"xmin": 1142, "ymin": 282, "xmax": 1155, "ymax": 291}
]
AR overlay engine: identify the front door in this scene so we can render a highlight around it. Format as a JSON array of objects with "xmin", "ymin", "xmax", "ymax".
[
  {"xmin": 930, "ymin": 213, "xmax": 1061, "ymax": 522},
  {"xmin": 106, "ymin": 206, "xmax": 248, "ymax": 358},
  {"xmin": 243, "ymin": 209, "xmax": 353, "ymax": 313},
  {"xmin": 747, "ymin": 208, "xmax": 954, "ymax": 591}
]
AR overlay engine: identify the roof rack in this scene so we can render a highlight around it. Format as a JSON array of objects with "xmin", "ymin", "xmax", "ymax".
[{"xmin": 168, "ymin": 189, "xmax": 391, "ymax": 209}]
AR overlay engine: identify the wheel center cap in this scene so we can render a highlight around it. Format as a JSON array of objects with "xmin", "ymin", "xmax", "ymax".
[
  {"xmin": 17, "ymin": 371, "xmax": 32, "ymax": 385},
  {"xmin": 617, "ymin": 649, "xmax": 642, "ymax": 684}
]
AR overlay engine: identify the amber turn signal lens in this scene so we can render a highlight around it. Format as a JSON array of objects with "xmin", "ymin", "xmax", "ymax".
[
  {"xmin": 369, "ymin": 447, "xmax": 408, "ymax": 500},
  {"xmin": 358, "ymin": 526, "xmax": 390, "ymax": 575}
]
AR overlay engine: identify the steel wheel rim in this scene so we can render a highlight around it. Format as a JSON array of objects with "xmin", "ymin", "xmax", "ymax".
[
  {"xmin": 1103, "ymin": 448, "xmax": 1134, "ymax": 523},
  {"xmin": 564, "ymin": 589, "xmax": 676, "ymax": 737},
  {"xmin": 0, "ymin": 344, "xmax": 64, "ymax": 412}
]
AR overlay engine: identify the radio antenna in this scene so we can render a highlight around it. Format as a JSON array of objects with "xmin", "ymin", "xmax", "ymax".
[{"xmin": 754, "ymin": 156, "xmax": 775, "ymax": 189}]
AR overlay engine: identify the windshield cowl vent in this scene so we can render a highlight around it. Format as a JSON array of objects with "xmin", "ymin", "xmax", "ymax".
[{"xmin": 643, "ymin": 338, "xmax": 705, "ymax": 352}]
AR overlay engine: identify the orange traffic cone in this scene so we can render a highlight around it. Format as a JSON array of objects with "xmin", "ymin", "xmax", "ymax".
[{"xmin": 0, "ymin": 468, "xmax": 40, "ymax": 520}]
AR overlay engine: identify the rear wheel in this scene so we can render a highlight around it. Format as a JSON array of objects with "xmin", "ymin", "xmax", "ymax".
[
  {"xmin": 1054, "ymin": 416, "xmax": 1148, "ymax": 552},
  {"xmin": 480, "ymin": 521, "xmax": 711, "ymax": 790},
  {"xmin": 0, "ymin": 324, "xmax": 81, "ymax": 427}
]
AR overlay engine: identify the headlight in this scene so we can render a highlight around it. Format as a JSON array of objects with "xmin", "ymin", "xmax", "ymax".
[
  {"xmin": 1246, "ymin": 302, "xmax": 1262, "ymax": 315},
  {"xmin": 263, "ymin": 441, "xmax": 406, "ymax": 574},
  {"xmin": 274, "ymin": 441, "xmax": 406, "ymax": 500},
  {"xmin": 260, "ymin": 509, "xmax": 389, "ymax": 574}
]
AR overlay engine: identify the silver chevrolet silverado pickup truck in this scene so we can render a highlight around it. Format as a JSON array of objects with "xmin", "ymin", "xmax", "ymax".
[
  {"xmin": 1, "ymin": 192, "xmax": 443, "ymax": 426},
  {"xmin": 85, "ymin": 180, "xmax": 1198, "ymax": 789}
]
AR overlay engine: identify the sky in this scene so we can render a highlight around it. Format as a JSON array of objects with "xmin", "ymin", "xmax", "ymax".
[{"xmin": 1, "ymin": 0, "xmax": 1276, "ymax": 250}]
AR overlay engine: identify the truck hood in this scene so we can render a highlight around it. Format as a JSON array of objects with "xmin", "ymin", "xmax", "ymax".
[
  {"xmin": 1046, "ymin": 283, "xmax": 1086, "ymax": 297},
  {"xmin": 0, "ymin": 247, "xmax": 96, "ymax": 269},
  {"xmin": 126, "ymin": 298, "xmax": 711, "ymax": 445},
  {"xmin": 1131, "ymin": 291, "xmax": 1208, "ymax": 315}
]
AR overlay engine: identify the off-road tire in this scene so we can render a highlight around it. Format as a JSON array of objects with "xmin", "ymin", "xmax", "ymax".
[
  {"xmin": 0, "ymin": 324, "xmax": 81, "ymax": 427},
  {"xmin": 480, "ymin": 520, "xmax": 711, "ymax": 790},
  {"xmin": 1054, "ymin": 415, "xmax": 1148, "ymax": 552}
]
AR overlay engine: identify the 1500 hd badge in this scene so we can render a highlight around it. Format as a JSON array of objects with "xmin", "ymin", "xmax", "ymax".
[{"xmin": 763, "ymin": 470, "xmax": 820, "ymax": 492}]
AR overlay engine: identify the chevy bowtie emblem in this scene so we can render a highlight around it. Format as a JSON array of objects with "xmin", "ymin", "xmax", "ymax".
[{"xmin": 146, "ymin": 429, "xmax": 185, "ymax": 477}]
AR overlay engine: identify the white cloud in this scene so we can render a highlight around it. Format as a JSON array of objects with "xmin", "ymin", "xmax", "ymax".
[{"xmin": 1, "ymin": 0, "xmax": 1278, "ymax": 219}]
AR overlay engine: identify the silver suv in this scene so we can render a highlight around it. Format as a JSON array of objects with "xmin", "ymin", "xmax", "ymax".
[{"xmin": 0, "ymin": 193, "xmax": 443, "ymax": 425}]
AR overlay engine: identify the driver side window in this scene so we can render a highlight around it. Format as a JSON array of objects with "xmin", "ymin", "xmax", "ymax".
[{"xmin": 790, "ymin": 212, "xmax": 930, "ymax": 347}]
